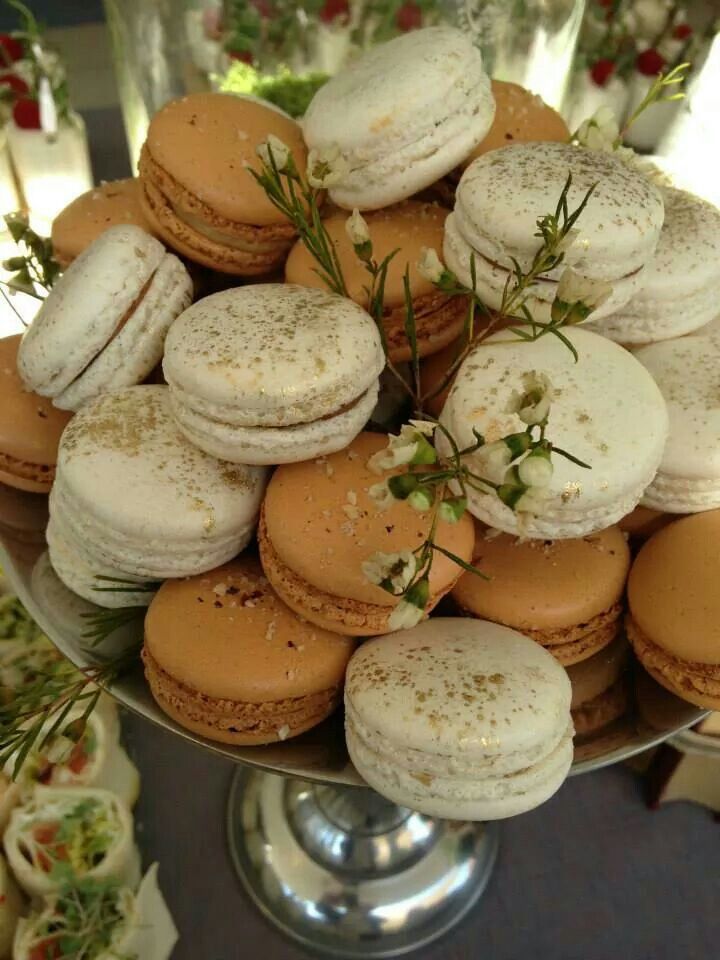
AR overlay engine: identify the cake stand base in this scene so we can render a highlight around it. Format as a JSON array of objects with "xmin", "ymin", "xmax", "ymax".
[{"xmin": 227, "ymin": 768, "xmax": 499, "ymax": 958}]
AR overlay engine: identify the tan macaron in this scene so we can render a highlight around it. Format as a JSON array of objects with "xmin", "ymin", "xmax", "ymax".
[
  {"xmin": 566, "ymin": 635, "xmax": 631, "ymax": 737},
  {"xmin": 627, "ymin": 511, "xmax": 720, "ymax": 709},
  {"xmin": 618, "ymin": 506, "xmax": 677, "ymax": 545},
  {"xmin": 258, "ymin": 432, "xmax": 475, "ymax": 636},
  {"xmin": 51, "ymin": 179, "xmax": 154, "ymax": 268},
  {"xmin": 143, "ymin": 557, "xmax": 355, "ymax": 745},
  {"xmin": 0, "ymin": 335, "xmax": 72, "ymax": 493},
  {"xmin": 463, "ymin": 79, "xmax": 570, "ymax": 166},
  {"xmin": 285, "ymin": 202, "xmax": 466, "ymax": 362},
  {"xmin": 452, "ymin": 525, "xmax": 631, "ymax": 665},
  {"xmin": 139, "ymin": 93, "xmax": 309, "ymax": 276}
]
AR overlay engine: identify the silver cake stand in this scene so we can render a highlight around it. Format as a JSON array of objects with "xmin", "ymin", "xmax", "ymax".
[{"xmin": 0, "ymin": 486, "xmax": 706, "ymax": 958}]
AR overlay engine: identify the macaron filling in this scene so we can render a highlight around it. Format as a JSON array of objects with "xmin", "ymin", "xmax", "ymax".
[
  {"xmin": 0, "ymin": 452, "xmax": 56, "ymax": 489},
  {"xmin": 142, "ymin": 647, "xmax": 343, "ymax": 742},
  {"xmin": 383, "ymin": 292, "xmax": 467, "ymax": 361},
  {"xmin": 627, "ymin": 615, "xmax": 720, "ymax": 705},
  {"xmin": 571, "ymin": 676, "xmax": 628, "ymax": 737}
]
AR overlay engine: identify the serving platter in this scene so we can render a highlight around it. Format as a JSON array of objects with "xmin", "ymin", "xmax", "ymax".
[{"xmin": 0, "ymin": 482, "xmax": 706, "ymax": 785}]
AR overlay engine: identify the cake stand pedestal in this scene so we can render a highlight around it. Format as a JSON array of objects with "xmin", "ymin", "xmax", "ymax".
[
  {"xmin": 0, "ymin": 487, "xmax": 707, "ymax": 959},
  {"xmin": 227, "ymin": 769, "xmax": 498, "ymax": 958}
]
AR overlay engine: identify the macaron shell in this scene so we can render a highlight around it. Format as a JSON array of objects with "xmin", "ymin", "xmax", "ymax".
[
  {"xmin": 450, "ymin": 142, "xmax": 664, "ymax": 279},
  {"xmin": 285, "ymin": 203, "xmax": 448, "ymax": 308},
  {"xmin": 464, "ymin": 80, "xmax": 570, "ymax": 163},
  {"xmin": 163, "ymin": 285, "xmax": 384, "ymax": 426},
  {"xmin": 143, "ymin": 93, "xmax": 308, "ymax": 227},
  {"xmin": 169, "ymin": 380, "xmax": 379, "ymax": 465},
  {"xmin": 452, "ymin": 526, "xmax": 629, "ymax": 631},
  {"xmin": 635, "ymin": 336, "xmax": 720, "ymax": 485},
  {"xmin": 346, "ymin": 713, "xmax": 574, "ymax": 820},
  {"xmin": 53, "ymin": 386, "xmax": 266, "ymax": 568},
  {"xmin": 439, "ymin": 327, "xmax": 669, "ymax": 538},
  {"xmin": 262, "ymin": 432, "xmax": 475, "ymax": 607},
  {"xmin": 344, "ymin": 618, "xmax": 572, "ymax": 766},
  {"xmin": 51, "ymin": 178, "xmax": 154, "ymax": 266},
  {"xmin": 17, "ymin": 226, "xmax": 165, "ymax": 397},
  {"xmin": 618, "ymin": 505, "xmax": 676, "ymax": 541},
  {"xmin": 53, "ymin": 251, "xmax": 193, "ymax": 412},
  {"xmin": 566, "ymin": 634, "xmax": 630, "ymax": 709},
  {"xmin": 144, "ymin": 558, "xmax": 355, "ymax": 703},
  {"xmin": 303, "ymin": 27, "xmax": 495, "ymax": 210},
  {"xmin": 0, "ymin": 335, "xmax": 71, "ymax": 487},
  {"xmin": 627, "ymin": 511, "xmax": 720, "ymax": 665}
]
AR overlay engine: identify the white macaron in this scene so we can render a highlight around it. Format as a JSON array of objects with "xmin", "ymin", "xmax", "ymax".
[
  {"xmin": 345, "ymin": 618, "xmax": 574, "ymax": 820},
  {"xmin": 163, "ymin": 285, "xmax": 385, "ymax": 465},
  {"xmin": 439, "ymin": 326, "xmax": 669, "ymax": 538},
  {"xmin": 634, "ymin": 335, "xmax": 720, "ymax": 513},
  {"xmin": 444, "ymin": 142, "xmax": 665, "ymax": 321},
  {"xmin": 589, "ymin": 187, "xmax": 720, "ymax": 344},
  {"xmin": 48, "ymin": 386, "xmax": 266, "ymax": 606},
  {"xmin": 18, "ymin": 225, "xmax": 192, "ymax": 411},
  {"xmin": 302, "ymin": 26, "xmax": 495, "ymax": 211}
]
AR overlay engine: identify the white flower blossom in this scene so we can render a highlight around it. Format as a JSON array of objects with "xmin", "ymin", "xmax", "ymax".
[
  {"xmin": 345, "ymin": 208, "xmax": 370, "ymax": 248},
  {"xmin": 634, "ymin": 0, "xmax": 671, "ymax": 39},
  {"xmin": 417, "ymin": 247, "xmax": 445, "ymax": 284},
  {"xmin": 576, "ymin": 106, "xmax": 621, "ymax": 153},
  {"xmin": 388, "ymin": 599, "xmax": 425, "ymax": 631},
  {"xmin": 556, "ymin": 268, "xmax": 613, "ymax": 311},
  {"xmin": 475, "ymin": 440, "xmax": 514, "ymax": 485},
  {"xmin": 367, "ymin": 424, "xmax": 435, "ymax": 474},
  {"xmin": 361, "ymin": 550, "xmax": 416, "ymax": 593},
  {"xmin": 256, "ymin": 134, "xmax": 291, "ymax": 172},
  {"xmin": 515, "ymin": 485, "xmax": 552, "ymax": 516},
  {"xmin": 518, "ymin": 454, "xmax": 554, "ymax": 488},
  {"xmin": 307, "ymin": 144, "xmax": 349, "ymax": 188},
  {"xmin": 368, "ymin": 480, "xmax": 394, "ymax": 511},
  {"xmin": 507, "ymin": 371, "xmax": 555, "ymax": 426}
]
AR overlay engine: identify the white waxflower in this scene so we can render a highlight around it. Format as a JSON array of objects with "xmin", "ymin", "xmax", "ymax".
[
  {"xmin": 476, "ymin": 440, "xmax": 514, "ymax": 485},
  {"xmin": 388, "ymin": 599, "xmax": 425, "ymax": 631},
  {"xmin": 368, "ymin": 480, "xmax": 394, "ymax": 511},
  {"xmin": 507, "ymin": 371, "xmax": 555, "ymax": 426},
  {"xmin": 417, "ymin": 247, "xmax": 445, "ymax": 284},
  {"xmin": 576, "ymin": 106, "xmax": 621, "ymax": 153},
  {"xmin": 556, "ymin": 268, "xmax": 613, "ymax": 311},
  {"xmin": 408, "ymin": 419, "xmax": 437, "ymax": 437},
  {"xmin": 256, "ymin": 134, "xmax": 291, "ymax": 172},
  {"xmin": 367, "ymin": 424, "xmax": 436, "ymax": 474},
  {"xmin": 517, "ymin": 454, "xmax": 554, "ymax": 488},
  {"xmin": 514, "ymin": 485, "xmax": 551, "ymax": 516},
  {"xmin": 345, "ymin": 209, "xmax": 370, "ymax": 248},
  {"xmin": 361, "ymin": 550, "xmax": 417, "ymax": 593},
  {"xmin": 307, "ymin": 144, "xmax": 349, "ymax": 188}
]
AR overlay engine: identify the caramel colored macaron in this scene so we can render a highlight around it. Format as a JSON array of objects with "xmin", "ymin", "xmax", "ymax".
[
  {"xmin": 143, "ymin": 557, "xmax": 355, "ymax": 745},
  {"xmin": 627, "ymin": 511, "xmax": 720, "ymax": 709},
  {"xmin": 259, "ymin": 432, "xmax": 475, "ymax": 636},
  {"xmin": 566, "ymin": 635, "xmax": 630, "ymax": 737},
  {"xmin": 452, "ymin": 525, "xmax": 631, "ymax": 665},
  {"xmin": 51, "ymin": 179, "xmax": 154, "ymax": 268},
  {"xmin": 285, "ymin": 202, "xmax": 465, "ymax": 362},
  {"xmin": 463, "ymin": 79, "xmax": 569, "ymax": 166},
  {"xmin": 0, "ymin": 335, "xmax": 71, "ymax": 493},
  {"xmin": 139, "ymin": 93, "xmax": 308, "ymax": 276}
]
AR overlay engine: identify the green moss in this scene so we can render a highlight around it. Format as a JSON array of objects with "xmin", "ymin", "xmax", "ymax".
[{"xmin": 217, "ymin": 62, "xmax": 329, "ymax": 118}]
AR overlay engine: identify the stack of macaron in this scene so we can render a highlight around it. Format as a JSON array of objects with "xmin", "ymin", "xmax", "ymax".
[{"xmin": 6, "ymin": 24, "xmax": 720, "ymax": 823}]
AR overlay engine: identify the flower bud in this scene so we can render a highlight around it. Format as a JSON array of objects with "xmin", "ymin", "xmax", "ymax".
[
  {"xmin": 417, "ymin": 247, "xmax": 445, "ymax": 284},
  {"xmin": 256, "ymin": 134, "xmax": 291, "ymax": 172},
  {"xmin": 409, "ymin": 434, "xmax": 438, "ymax": 466},
  {"xmin": 407, "ymin": 487, "xmax": 435, "ymax": 512},
  {"xmin": 439, "ymin": 496, "xmax": 467, "ymax": 523},
  {"xmin": 517, "ymin": 452, "xmax": 554, "ymax": 488},
  {"xmin": 345, "ymin": 209, "xmax": 372, "ymax": 260},
  {"xmin": 405, "ymin": 577, "xmax": 430, "ymax": 610},
  {"xmin": 388, "ymin": 473, "xmax": 419, "ymax": 500}
]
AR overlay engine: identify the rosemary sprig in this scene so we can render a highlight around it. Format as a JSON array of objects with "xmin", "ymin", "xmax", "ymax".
[
  {"xmin": 2, "ymin": 212, "xmax": 59, "ymax": 299},
  {"xmin": 248, "ymin": 145, "xmax": 349, "ymax": 297},
  {"xmin": 619, "ymin": 61, "xmax": 689, "ymax": 144},
  {"xmin": 0, "ymin": 643, "xmax": 140, "ymax": 780},
  {"xmin": 81, "ymin": 575, "xmax": 160, "ymax": 647}
]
